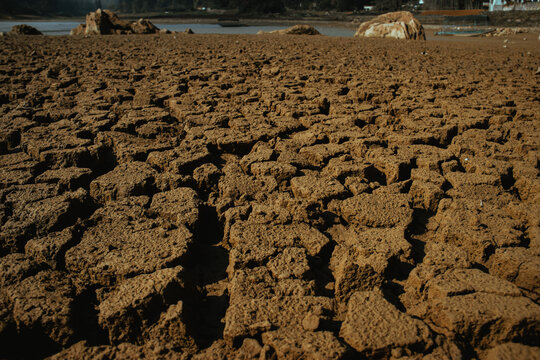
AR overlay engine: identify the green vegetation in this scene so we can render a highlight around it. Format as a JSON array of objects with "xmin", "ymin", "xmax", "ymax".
[{"xmin": 0, "ymin": 0, "xmax": 97, "ymax": 16}]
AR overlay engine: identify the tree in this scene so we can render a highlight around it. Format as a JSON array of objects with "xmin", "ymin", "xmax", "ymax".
[
  {"xmin": 230, "ymin": 0, "xmax": 286, "ymax": 13},
  {"xmin": 374, "ymin": 0, "xmax": 401, "ymax": 11},
  {"xmin": 423, "ymin": 0, "xmax": 482, "ymax": 9},
  {"xmin": 336, "ymin": 0, "xmax": 369, "ymax": 11}
]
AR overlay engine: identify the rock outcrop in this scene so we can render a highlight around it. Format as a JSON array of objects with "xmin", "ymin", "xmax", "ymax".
[
  {"xmin": 484, "ymin": 27, "xmax": 529, "ymax": 37},
  {"xmin": 9, "ymin": 25, "xmax": 42, "ymax": 35},
  {"xmin": 260, "ymin": 25, "xmax": 321, "ymax": 35},
  {"xmin": 355, "ymin": 11, "xmax": 425, "ymax": 40},
  {"xmin": 129, "ymin": 18, "xmax": 160, "ymax": 34},
  {"xmin": 70, "ymin": 9, "xmax": 159, "ymax": 35}
]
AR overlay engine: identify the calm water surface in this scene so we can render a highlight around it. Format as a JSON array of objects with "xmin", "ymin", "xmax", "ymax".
[
  {"xmin": 0, "ymin": 21, "xmax": 356, "ymax": 37},
  {"xmin": 0, "ymin": 21, "xmax": 82, "ymax": 34}
]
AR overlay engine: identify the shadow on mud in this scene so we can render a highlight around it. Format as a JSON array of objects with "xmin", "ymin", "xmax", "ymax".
[{"xmin": 182, "ymin": 205, "xmax": 229, "ymax": 349}]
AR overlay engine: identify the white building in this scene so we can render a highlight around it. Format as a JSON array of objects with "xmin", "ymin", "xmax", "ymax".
[{"xmin": 489, "ymin": 0, "xmax": 540, "ymax": 11}]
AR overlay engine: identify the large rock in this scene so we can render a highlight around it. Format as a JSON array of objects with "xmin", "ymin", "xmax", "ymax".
[
  {"xmin": 71, "ymin": 9, "xmax": 159, "ymax": 35},
  {"xmin": 261, "ymin": 25, "xmax": 321, "ymax": 35},
  {"xmin": 130, "ymin": 18, "xmax": 160, "ymax": 34},
  {"xmin": 9, "ymin": 24, "xmax": 42, "ymax": 35},
  {"xmin": 69, "ymin": 24, "xmax": 86, "ymax": 36},
  {"xmin": 85, "ymin": 9, "xmax": 128, "ymax": 35},
  {"xmin": 354, "ymin": 11, "xmax": 425, "ymax": 40}
]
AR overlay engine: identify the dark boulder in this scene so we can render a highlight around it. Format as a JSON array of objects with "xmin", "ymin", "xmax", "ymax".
[{"xmin": 9, "ymin": 25, "xmax": 42, "ymax": 35}]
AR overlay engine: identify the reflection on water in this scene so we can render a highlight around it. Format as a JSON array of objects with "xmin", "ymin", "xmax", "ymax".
[
  {"xmin": 156, "ymin": 23, "xmax": 356, "ymax": 37},
  {"xmin": 0, "ymin": 20, "xmax": 356, "ymax": 37}
]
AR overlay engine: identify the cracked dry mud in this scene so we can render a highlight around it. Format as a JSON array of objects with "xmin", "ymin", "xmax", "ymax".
[{"xmin": 0, "ymin": 33, "xmax": 539, "ymax": 359}]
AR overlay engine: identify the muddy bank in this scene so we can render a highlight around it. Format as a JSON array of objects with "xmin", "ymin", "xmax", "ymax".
[{"xmin": 0, "ymin": 33, "xmax": 539, "ymax": 359}]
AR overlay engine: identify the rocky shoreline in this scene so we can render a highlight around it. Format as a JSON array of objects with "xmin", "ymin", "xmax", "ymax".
[
  {"xmin": 1, "ymin": 28, "xmax": 540, "ymax": 359},
  {"xmin": 2, "ymin": 9, "xmax": 539, "ymax": 27}
]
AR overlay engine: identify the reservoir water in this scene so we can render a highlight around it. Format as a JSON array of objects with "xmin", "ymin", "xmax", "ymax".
[{"xmin": 0, "ymin": 21, "xmax": 356, "ymax": 37}]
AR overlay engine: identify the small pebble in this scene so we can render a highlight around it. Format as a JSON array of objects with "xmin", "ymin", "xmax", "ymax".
[
  {"xmin": 391, "ymin": 348, "xmax": 404, "ymax": 358},
  {"xmin": 324, "ymin": 281, "xmax": 335, "ymax": 291},
  {"xmin": 302, "ymin": 313, "xmax": 320, "ymax": 331}
]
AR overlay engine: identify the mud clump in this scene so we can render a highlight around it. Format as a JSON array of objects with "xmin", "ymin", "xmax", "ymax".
[{"xmin": 0, "ymin": 32, "xmax": 539, "ymax": 359}]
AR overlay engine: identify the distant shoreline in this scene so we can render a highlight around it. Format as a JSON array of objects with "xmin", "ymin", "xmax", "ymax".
[
  {"xmin": 0, "ymin": 11, "xmax": 363, "ymax": 23},
  {"xmin": 1, "ymin": 10, "xmax": 538, "ymax": 28},
  {"xmin": 0, "ymin": 16, "xmax": 85, "ymax": 22},
  {"xmin": 0, "ymin": 14, "xmax": 362, "ymax": 30},
  {"xmin": 154, "ymin": 18, "xmax": 359, "ymax": 29}
]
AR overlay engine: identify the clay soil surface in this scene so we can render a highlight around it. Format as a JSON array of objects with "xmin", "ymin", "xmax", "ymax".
[{"xmin": 0, "ymin": 33, "xmax": 539, "ymax": 359}]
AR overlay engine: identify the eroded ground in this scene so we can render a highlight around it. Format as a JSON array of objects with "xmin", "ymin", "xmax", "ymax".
[{"xmin": 0, "ymin": 33, "xmax": 539, "ymax": 359}]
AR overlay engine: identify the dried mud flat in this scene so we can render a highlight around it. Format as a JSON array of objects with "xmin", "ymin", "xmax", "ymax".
[{"xmin": 0, "ymin": 33, "xmax": 539, "ymax": 359}]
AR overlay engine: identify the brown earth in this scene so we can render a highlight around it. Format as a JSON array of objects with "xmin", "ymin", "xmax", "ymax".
[{"xmin": 0, "ymin": 32, "xmax": 539, "ymax": 359}]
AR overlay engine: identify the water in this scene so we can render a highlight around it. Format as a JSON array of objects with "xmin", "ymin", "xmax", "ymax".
[
  {"xmin": 155, "ymin": 23, "xmax": 356, "ymax": 37},
  {"xmin": 435, "ymin": 30, "xmax": 491, "ymax": 36},
  {"xmin": 0, "ymin": 21, "xmax": 82, "ymax": 35},
  {"xmin": 0, "ymin": 20, "xmax": 356, "ymax": 37}
]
